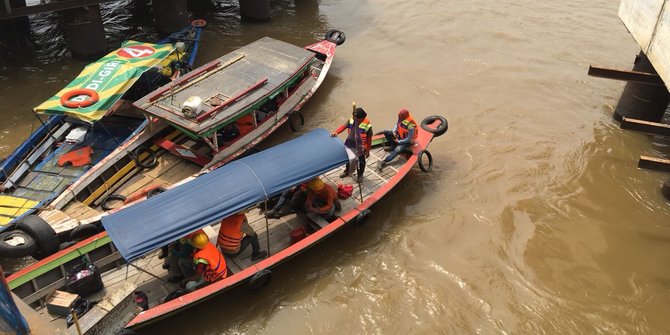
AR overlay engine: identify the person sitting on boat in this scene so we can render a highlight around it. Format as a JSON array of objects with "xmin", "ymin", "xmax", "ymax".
[
  {"xmin": 217, "ymin": 208, "xmax": 268, "ymax": 261},
  {"xmin": 265, "ymin": 181, "xmax": 309, "ymax": 219},
  {"xmin": 377, "ymin": 108, "xmax": 418, "ymax": 171},
  {"xmin": 163, "ymin": 229, "xmax": 204, "ymax": 283},
  {"xmin": 181, "ymin": 232, "xmax": 227, "ymax": 291},
  {"xmin": 300, "ymin": 177, "xmax": 340, "ymax": 222},
  {"xmin": 331, "ymin": 107, "xmax": 373, "ymax": 182}
]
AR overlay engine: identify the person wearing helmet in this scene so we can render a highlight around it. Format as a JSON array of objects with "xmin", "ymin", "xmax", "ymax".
[
  {"xmin": 181, "ymin": 231, "xmax": 227, "ymax": 291},
  {"xmin": 304, "ymin": 177, "xmax": 339, "ymax": 221},
  {"xmin": 377, "ymin": 108, "xmax": 418, "ymax": 171},
  {"xmin": 217, "ymin": 209, "xmax": 268, "ymax": 262},
  {"xmin": 331, "ymin": 107, "xmax": 373, "ymax": 182}
]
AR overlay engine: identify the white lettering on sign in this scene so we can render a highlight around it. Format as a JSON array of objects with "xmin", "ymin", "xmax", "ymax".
[
  {"xmin": 121, "ymin": 46, "xmax": 155, "ymax": 58},
  {"xmin": 85, "ymin": 60, "xmax": 122, "ymax": 91}
]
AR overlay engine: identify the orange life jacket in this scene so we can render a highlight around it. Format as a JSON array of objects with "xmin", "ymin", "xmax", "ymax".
[
  {"xmin": 57, "ymin": 146, "xmax": 94, "ymax": 167},
  {"xmin": 345, "ymin": 118, "xmax": 372, "ymax": 151},
  {"xmin": 217, "ymin": 214, "xmax": 245, "ymax": 254},
  {"xmin": 397, "ymin": 115, "xmax": 418, "ymax": 141},
  {"xmin": 193, "ymin": 242, "xmax": 227, "ymax": 283}
]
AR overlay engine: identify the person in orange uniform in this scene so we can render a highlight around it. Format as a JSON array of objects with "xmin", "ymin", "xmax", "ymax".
[
  {"xmin": 182, "ymin": 232, "xmax": 227, "ymax": 291},
  {"xmin": 331, "ymin": 107, "xmax": 373, "ymax": 182},
  {"xmin": 378, "ymin": 108, "xmax": 418, "ymax": 171},
  {"xmin": 304, "ymin": 177, "xmax": 339, "ymax": 221},
  {"xmin": 217, "ymin": 209, "xmax": 267, "ymax": 261}
]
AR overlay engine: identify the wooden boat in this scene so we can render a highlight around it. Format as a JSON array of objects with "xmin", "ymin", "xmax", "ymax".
[
  {"xmin": 9, "ymin": 30, "xmax": 346, "ymax": 260},
  {"xmin": 5, "ymin": 114, "xmax": 447, "ymax": 333},
  {"xmin": 0, "ymin": 21, "xmax": 206, "ymax": 260}
]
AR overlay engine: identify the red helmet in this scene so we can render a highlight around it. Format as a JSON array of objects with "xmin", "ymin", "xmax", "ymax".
[{"xmin": 398, "ymin": 108, "xmax": 409, "ymax": 120}]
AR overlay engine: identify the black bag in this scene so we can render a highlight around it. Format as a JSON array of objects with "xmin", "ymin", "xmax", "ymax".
[{"xmin": 65, "ymin": 262, "xmax": 104, "ymax": 297}]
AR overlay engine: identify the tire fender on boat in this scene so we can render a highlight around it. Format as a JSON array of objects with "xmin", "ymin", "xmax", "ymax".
[
  {"xmin": 289, "ymin": 111, "xmax": 304, "ymax": 132},
  {"xmin": 146, "ymin": 187, "xmax": 167, "ymax": 198},
  {"xmin": 324, "ymin": 30, "xmax": 346, "ymax": 45},
  {"xmin": 418, "ymin": 150, "xmax": 433, "ymax": 172},
  {"xmin": 0, "ymin": 229, "xmax": 37, "ymax": 258},
  {"xmin": 133, "ymin": 146, "xmax": 158, "ymax": 169},
  {"xmin": 16, "ymin": 215, "xmax": 60, "ymax": 260},
  {"xmin": 353, "ymin": 209, "xmax": 372, "ymax": 228},
  {"xmin": 69, "ymin": 223, "xmax": 100, "ymax": 241},
  {"xmin": 248, "ymin": 269, "xmax": 272, "ymax": 293},
  {"xmin": 420, "ymin": 115, "xmax": 448, "ymax": 137},
  {"xmin": 101, "ymin": 194, "xmax": 127, "ymax": 211},
  {"xmin": 60, "ymin": 89, "xmax": 99, "ymax": 109},
  {"xmin": 191, "ymin": 19, "xmax": 207, "ymax": 28}
]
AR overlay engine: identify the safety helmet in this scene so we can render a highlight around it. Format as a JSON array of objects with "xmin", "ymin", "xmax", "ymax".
[
  {"xmin": 307, "ymin": 178, "xmax": 324, "ymax": 191},
  {"xmin": 191, "ymin": 232, "xmax": 209, "ymax": 249},
  {"xmin": 398, "ymin": 108, "xmax": 410, "ymax": 120}
]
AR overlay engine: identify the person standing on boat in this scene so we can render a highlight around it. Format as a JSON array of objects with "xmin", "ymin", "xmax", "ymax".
[
  {"xmin": 377, "ymin": 108, "xmax": 418, "ymax": 171},
  {"xmin": 217, "ymin": 209, "xmax": 268, "ymax": 261},
  {"xmin": 331, "ymin": 107, "xmax": 373, "ymax": 182},
  {"xmin": 182, "ymin": 232, "xmax": 227, "ymax": 291}
]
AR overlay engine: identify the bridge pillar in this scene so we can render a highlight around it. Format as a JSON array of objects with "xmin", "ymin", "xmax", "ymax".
[
  {"xmin": 60, "ymin": 5, "xmax": 107, "ymax": 59},
  {"xmin": 0, "ymin": 0, "xmax": 31, "ymax": 51},
  {"xmin": 239, "ymin": 0, "xmax": 271, "ymax": 21},
  {"xmin": 152, "ymin": 0, "xmax": 189, "ymax": 34},
  {"xmin": 614, "ymin": 51, "xmax": 669, "ymax": 122}
]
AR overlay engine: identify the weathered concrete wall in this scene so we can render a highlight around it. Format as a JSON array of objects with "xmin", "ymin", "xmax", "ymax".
[{"xmin": 619, "ymin": 0, "xmax": 670, "ymax": 86}]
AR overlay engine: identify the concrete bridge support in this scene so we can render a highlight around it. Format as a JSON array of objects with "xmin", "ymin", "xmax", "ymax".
[
  {"xmin": 614, "ymin": 51, "xmax": 669, "ymax": 122},
  {"xmin": 153, "ymin": 0, "xmax": 189, "ymax": 34},
  {"xmin": 239, "ymin": 0, "xmax": 271, "ymax": 21},
  {"xmin": 0, "ymin": 0, "xmax": 31, "ymax": 51},
  {"xmin": 60, "ymin": 5, "xmax": 107, "ymax": 59}
]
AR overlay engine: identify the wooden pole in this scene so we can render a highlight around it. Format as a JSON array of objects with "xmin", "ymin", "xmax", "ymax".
[{"xmin": 71, "ymin": 308, "xmax": 83, "ymax": 335}]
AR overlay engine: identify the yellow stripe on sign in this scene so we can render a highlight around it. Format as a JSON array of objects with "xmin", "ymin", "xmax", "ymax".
[{"xmin": 0, "ymin": 196, "xmax": 39, "ymax": 225}]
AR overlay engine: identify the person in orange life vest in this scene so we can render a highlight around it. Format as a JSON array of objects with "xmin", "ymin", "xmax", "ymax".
[
  {"xmin": 377, "ymin": 108, "xmax": 418, "ymax": 171},
  {"xmin": 217, "ymin": 208, "xmax": 268, "ymax": 261},
  {"xmin": 181, "ymin": 232, "xmax": 228, "ymax": 291},
  {"xmin": 303, "ymin": 177, "xmax": 340, "ymax": 221},
  {"xmin": 163, "ymin": 229, "xmax": 205, "ymax": 283},
  {"xmin": 331, "ymin": 107, "xmax": 373, "ymax": 182}
]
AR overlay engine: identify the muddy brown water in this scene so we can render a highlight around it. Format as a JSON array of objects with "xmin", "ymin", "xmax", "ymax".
[{"xmin": 1, "ymin": 0, "xmax": 669, "ymax": 333}]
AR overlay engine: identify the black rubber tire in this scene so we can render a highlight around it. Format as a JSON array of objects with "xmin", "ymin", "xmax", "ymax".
[
  {"xmin": 353, "ymin": 209, "xmax": 372, "ymax": 228},
  {"xmin": 289, "ymin": 111, "xmax": 304, "ymax": 132},
  {"xmin": 16, "ymin": 215, "xmax": 60, "ymax": 260},
  {"xmin": 133, "ymin": 146, "xmax": 158, "ymax": 169},
  {"xmin": 248, "ymin": 269, "xmax": 272, "ymax": 293},
  {"xmin": 418, "ymin": 150, "xmax": 433, "ymax": 172},
  {"xmin": 101, "ymin": 194, "xmax": 127, "ymax": 211},
  {"xmin": 69, "ymin": 224, "xmax": 100, "ymax": 241},
  {"xmin": 662, "ymin": 177, "xmax": 670, "ymax": 202},
  {"xmin": 0, "ymin": 229, "xmax": 37, "ymax": 258},
  {"xmin": 420, "ymin": 115, "xmax": 448, "ymax": 137},
  {"xmin": 325, "ymin": 29, "xmax": 346, "ymax": 45},
  {"xmin": 146, "ymin": 187, "xmax": 167, "ymax": 198}
]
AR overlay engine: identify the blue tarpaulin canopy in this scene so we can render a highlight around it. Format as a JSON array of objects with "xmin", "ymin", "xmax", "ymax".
[{"xmin": 102, "ymin": 128, "xmax": 348, "ymax": 262}]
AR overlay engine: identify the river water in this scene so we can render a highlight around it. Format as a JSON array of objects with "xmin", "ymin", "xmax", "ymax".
[{"xmin": 1, "ymin": 0, "xmax": 670, "ymax": 334}]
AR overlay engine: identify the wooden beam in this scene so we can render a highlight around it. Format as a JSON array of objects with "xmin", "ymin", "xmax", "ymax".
[
  {"xmin": 638, "ymin": 155, "xmax": 670, "ymax": 173},
  {"xmin": 0, "ymin": 0, "xmax": 118, "ymax": 20},
  {"xmin": 588, "ymin": 65, "xmax": 665, "ymax": 86},
  {"xmin": 621, "ymin": 117, "xmax": 670, "ymax": 136}
]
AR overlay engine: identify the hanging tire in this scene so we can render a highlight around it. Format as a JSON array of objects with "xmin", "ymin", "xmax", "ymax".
[
  {"xmin": 248, "ymin": 269, "xmax": 272, "ymax": 293},
  {"xmin": 325, "ymin": 30, "xmax": 346, "ymax": 45},
  {"xmin": 69, "ymin": 224, "xmax": 100, "ymax": 241},
  {"xmin": 146, "ymin": 187, "xmax": 167, "ymax": 198},
  {"xmin": 289, "ymin": 111, "xmax": 304, "ymax": 132},
  {"xmin": 133, "ymin": 146, "xmax": 158, "ymax": 169},
  {"xmin": 418, "ymin": 150, "xmax": 433, "ymax": 172},
  {"xmin": 0, "ymin": 229, "xmax": 37, "ymax": 258},
  {"xmin": 16, "ymin": 215, "xmax": 60, "ymax": 260},
  {"xmin": 353, "ymin": 209, "xmax": 372, "ymax": 228},
  {"xmin": 420, "ymin": 115, "xmax": 448, "ymax": 137},
  {"xmin": 101, "ymin": 194, "xmax": 127, "ymax": 211}
]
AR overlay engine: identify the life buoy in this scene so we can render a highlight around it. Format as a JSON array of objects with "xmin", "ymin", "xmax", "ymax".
[
  {"xmin": 0, "ymin": 229, "xmax": 37, "ymax": 258},
  {"xmin": 60, "ymin": 89, "xmax": 99, "ymax": 109},
  {"xmin": 146, "ymin": 187, "xmax": 167, "ymax": 198},
  {"xmin": 420, "ymin": 115, "xmax": 448, "ymax": 137},
  {"xmin": 17, "ymin": 215, "xmax": 60, "ymax": 260},
  {"xmin": 325, "ymin": 30, "xmax": 346, "ymax": 45},
  {"xmin": 191, "ymin": 19, "xmax": 207, "ymax": 28},
  {"xmin": 133, "ymin": 146, "xmax": 158, "ymax": 169},
  {"xmin": 101, "ymin": 194, "xmax": 127, "ymax": 211},
  {"xmin": 248, "ymin": 269, "xmax": 272, "ymax": 293},
  {"xmin": 289, "ymin": 111, "xmax": 304, "ymax": 132},
  {"xmin": 418, "ymin": 150, "xmax": 433, "ymax": 172}
]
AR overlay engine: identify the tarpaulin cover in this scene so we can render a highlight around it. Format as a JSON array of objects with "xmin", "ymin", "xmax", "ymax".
[
  {"xmin": 33, "ymin": 41, "xmax": 174, "ymax": 122},
  {"xmin": 102, "ymin": 128, "xmax": 348, "ymax": 262}
]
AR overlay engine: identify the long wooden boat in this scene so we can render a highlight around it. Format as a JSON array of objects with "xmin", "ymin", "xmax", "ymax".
[
  {"xmin": 0, "ymin": 21, "xmax": 206, "ymax": 260},
  {"xmin": 7, "ymin": 31, "xmax": 346, "ymax": 261},
  {"xmin": 6, "ymin": 114, "xmax": 447, "ymax": 333}
]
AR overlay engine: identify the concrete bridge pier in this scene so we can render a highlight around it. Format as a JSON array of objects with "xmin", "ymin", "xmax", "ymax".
[
  {"xmin": 0, "ymin": 0, "xmax": 31, "ymax": 51},
  {"xmin": 60, "ymin": 5, "xmax": 107, "ymax": 59},
  {"xmin": 153, "ymin": 0, "xmax": 189, "ymax": 34},
  {"xmin": 614, "ymin": 51, "xmax": 669, "ymax": 122},
  {"xmin": 239, "ymin": 0, "xmax": 271, "ymax": 21}
]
